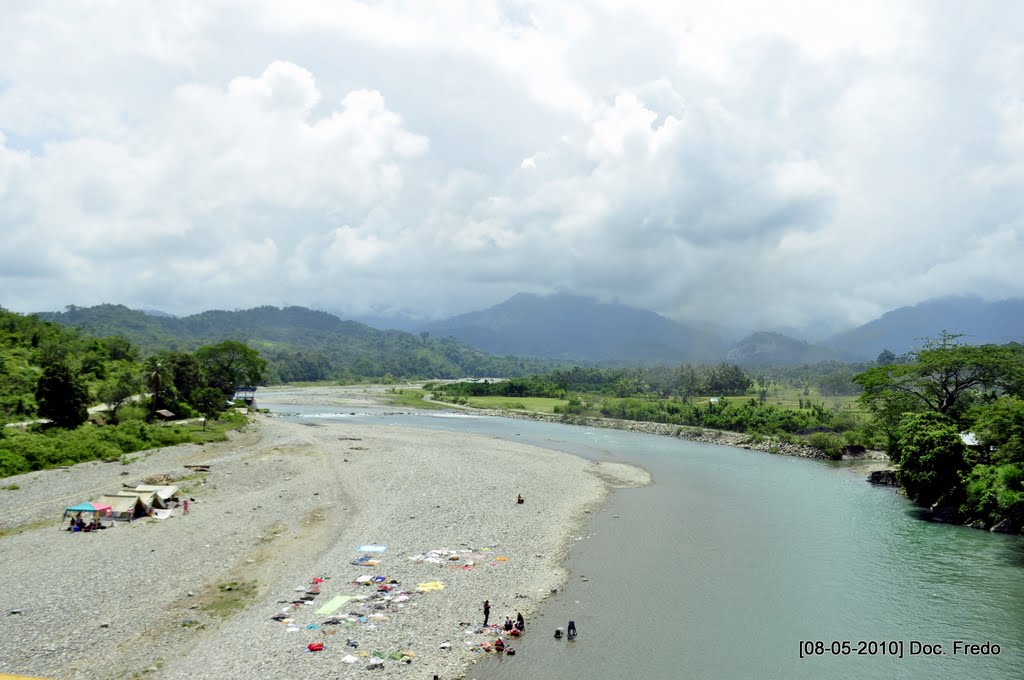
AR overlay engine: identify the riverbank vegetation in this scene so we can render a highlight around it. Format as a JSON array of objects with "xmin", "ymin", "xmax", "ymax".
[
  {"xmin": 0, "ymin": 308, "xmax": 259, "ymax": 477},
  {"xmin": 428, "ymin": 338, "xmax": 1024, "ymax": 532},
  {"xmin": 427, "ymin": 365, "xmax": 865, "ymax": 459},
  {"xmin": 855, "ymin": 335, "xmax": 1024, "ymax": 532}
]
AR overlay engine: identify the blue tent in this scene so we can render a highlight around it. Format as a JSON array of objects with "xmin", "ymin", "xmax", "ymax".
[{"xmin": 63, "ymin": 501, "xmax": 112, "ymax": 520}]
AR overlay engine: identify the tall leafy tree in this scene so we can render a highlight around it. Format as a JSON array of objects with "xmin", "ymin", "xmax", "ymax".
[
  {"xmin": 193, "ymin": 386, "xmax": 226, "ymax": 430},
  {"xmin": 103, "ymin": 335, "xmax": 140, "ymax": 362},
  {"xmin": 970, "ymin": 396, "xmax": 1024, "ymax": 465},
  {"xmin": 195, "ymin": 341, "xmax": 267, "ymax": 396},
  {"xmin": 96, "ymin": 365, "xmax": 141, "ymax": 423},
  {"xmin": 855, "ymin": 334, "xmax": 1022, "ymax": 432},
  {"xmin": 34, "ymin": 361, "xmax": 89, "ymax": 428},
  {"xmin": 167, "ymin": 352, "xmax": 203, "ymax": 406},
  {"xmin": 895, "ymin": 411, "xmax": 971, "ymax": 508}
]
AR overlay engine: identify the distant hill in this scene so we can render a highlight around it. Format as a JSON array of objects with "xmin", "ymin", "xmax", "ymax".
[
  {"xmin": 421, "ymin": 292, "xmax": 726, "ymax": 363},
  {"xmin": 825, "ymin": 296, "xmax": 1024, "ymax": 360},
  {"xmin": 141, "ymin": 308, "xmax": 176, "ymax": 318},
  {"xmin": 726, "ymin": 332, "xmax": 837, "ymax": 366},
  {"xmin": 36, "ymin": 304, "xmax": 561, "ymax": 381}
]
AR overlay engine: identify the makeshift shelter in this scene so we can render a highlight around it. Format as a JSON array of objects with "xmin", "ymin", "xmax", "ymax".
[
  {"xmin": 63, "ymin": 501, "xmax": 112, "ymax": 521},
  {"xmin": 128, "ymin": 485, "xmax": 181, "ymax": 503},
  {"xmin": 96, "ymin": 494, "xmax": 150, "ymax": 521}
]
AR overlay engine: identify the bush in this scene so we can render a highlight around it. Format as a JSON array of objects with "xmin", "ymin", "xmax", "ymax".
[
  {"xmin": 806, "ymin": 432, "xmax": 843, "ymax": 460},
  {"xmin": 0, "ymin": 414, "xmax": 241, "ymax": 479}
]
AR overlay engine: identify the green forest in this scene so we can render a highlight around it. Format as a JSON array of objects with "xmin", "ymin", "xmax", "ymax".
[
  {"xmin": 0, "ymin": 307, "xmax": 263, "ymax": 477},
  {"xmin": 37, "ymin": 304, "xmax": 562, "ymax": 381}
]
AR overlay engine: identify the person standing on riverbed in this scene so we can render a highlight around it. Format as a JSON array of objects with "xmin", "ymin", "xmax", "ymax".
[{"xmin": 483, "ymin": 600, "xmax": 491, "ymax": 626}]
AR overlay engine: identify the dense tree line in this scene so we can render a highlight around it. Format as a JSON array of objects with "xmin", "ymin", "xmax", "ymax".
[
  {"xmin": 597, "ymin": 397, "xmax": 834, "ymax": 435},
  {"xmin": 546, "ymin": 363, "xmax": 752, "ymax": 397}
]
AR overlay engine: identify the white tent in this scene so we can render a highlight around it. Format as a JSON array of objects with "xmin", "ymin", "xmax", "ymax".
[
  {"xmin": 129, "ymin": 485, "xmax": 181, "ymax": 502},
  {"xmin": 96, "ymin": 494, "xmax": 149, "ymax": 521}
]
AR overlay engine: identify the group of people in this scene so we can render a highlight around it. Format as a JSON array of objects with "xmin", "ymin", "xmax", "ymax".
[
  {"xmin": 66, "ymin": 512, "xmax": 106, "ymax": 533},
  {"xmin": 554, "ymin": 620, "xmax": 578, "ymax": 640},
  {"xmin": 482, "ymin": 601, "xmax": 527, "ymax": 653},
  {"xmin": 502, "ymin": 612, "xmax": 526, "ymax": 636}
]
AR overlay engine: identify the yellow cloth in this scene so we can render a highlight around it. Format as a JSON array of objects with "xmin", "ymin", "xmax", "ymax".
[{"xmin": 416, "ymin": 581, "xmax": 446, "ymax": 592}]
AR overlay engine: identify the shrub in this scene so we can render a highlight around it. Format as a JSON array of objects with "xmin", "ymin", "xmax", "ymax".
[{"xmin": 807, "ymin": 432, "xmax": 844, "ymax": 460}]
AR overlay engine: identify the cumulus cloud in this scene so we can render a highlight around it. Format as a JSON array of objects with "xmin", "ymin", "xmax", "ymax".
[{"xmin": 1, "ymin": 1, "xmax": 1022, "ymax": 334}]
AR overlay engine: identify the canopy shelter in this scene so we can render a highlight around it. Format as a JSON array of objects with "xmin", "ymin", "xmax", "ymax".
[{"xmin": 63, "ymin": 502, "xmax": 112, "ymax": 520}]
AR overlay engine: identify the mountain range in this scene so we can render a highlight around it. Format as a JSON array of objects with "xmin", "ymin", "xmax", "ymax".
[
  {"xmin": 35, "ymin": 294, "xmax": 1024, "ymax": 371},
  {"xmin": 421, "ymin": 292, "xmax": 725, "ymax": 364},
  {"xmin": 417, "ymin": 293, "xmax": 1024, "ymax": 364},
  {"xmin": 824, "ymin": 296, "xmax": 1024, "ymax": 359}
]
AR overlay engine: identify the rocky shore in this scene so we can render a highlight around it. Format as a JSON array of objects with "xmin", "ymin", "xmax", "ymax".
[{"xmin": 458, "ymin": 406, "xmax": 882, "ymax": 461}]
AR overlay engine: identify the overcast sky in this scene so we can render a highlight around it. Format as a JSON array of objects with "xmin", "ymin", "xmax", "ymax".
[{"xmin": 1, "ymin": 1, "xmax": 1022, "ymax": 333}]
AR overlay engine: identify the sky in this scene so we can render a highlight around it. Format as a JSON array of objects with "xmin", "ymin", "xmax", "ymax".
[{"xmin": 1, "ymin": 1, "xmax": 1022, "ymax": 334}]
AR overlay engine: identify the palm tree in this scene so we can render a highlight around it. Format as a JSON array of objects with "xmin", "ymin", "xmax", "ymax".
[{"xmin": 143, "ymin": 354, "xmax": 173, "ymax": 417}]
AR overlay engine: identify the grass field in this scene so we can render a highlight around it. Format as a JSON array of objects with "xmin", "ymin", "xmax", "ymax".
[
  {"xmin": 701, "ymin": 388, "xmax": 869, "ymax": 418},
  {"xmin": 383, "ymin": 388, "xmax": 449, "ymax": 410},
  {"xmin": 461, "ymin": 396, "xmax": 569, "ymax": 413}
]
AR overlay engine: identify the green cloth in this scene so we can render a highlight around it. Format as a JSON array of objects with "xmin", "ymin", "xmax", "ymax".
[{"xmin": 315, "ymin": 595, "xmax": 353, "ymax": 615}]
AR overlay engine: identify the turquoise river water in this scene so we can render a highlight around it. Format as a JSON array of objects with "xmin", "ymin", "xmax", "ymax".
[{"xmin": 266, "ymin": 401, "xmax": 1024, "ymax": 680}]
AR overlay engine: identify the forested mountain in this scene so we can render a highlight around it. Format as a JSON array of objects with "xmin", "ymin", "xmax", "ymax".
[
  {"xmin": 421, "ymin": 292, "xmax": 726, "ymax": 363},
  {"xmin": 36, "ymin": 294, "xmax": 1024, "ymax": 377},
  {"xmin": 825, "ymin": 296, "xmax": 1024, "ymax": 360},
  {"xmin": 37, "ymin": 304, "xmax": 561, "ymax": 381},
  {"xmin": 726, "ymin": 332, "xmax": 837, "ymax": 365}
]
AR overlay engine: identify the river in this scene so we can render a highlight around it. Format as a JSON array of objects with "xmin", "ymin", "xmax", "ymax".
[{"xmin": 264, "ymin": 400, "xmax": 1024, "ymax": 680}]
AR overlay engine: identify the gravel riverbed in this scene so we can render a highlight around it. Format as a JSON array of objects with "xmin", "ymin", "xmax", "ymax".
[{"xmin": 0, "ymin": 408, "xmax": 648, "ymax": 680}]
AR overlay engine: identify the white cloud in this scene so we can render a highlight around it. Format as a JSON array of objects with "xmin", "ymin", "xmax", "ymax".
[{"xmin": 0, "ymin": 0, "xmax": 1022, "ymax": 335}]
